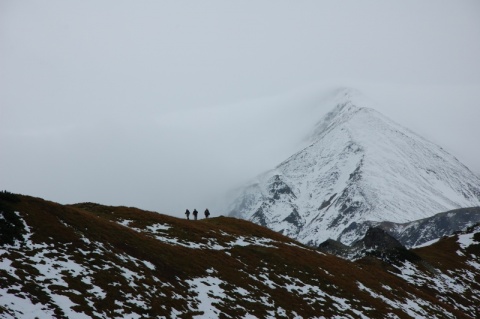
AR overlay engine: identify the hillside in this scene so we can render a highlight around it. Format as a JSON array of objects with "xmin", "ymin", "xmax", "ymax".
[{"xmin": 0, "ymin": 192, "xmax": 479, "ymax": 318}]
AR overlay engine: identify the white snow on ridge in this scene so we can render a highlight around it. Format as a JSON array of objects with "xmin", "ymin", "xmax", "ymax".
[
  {"xmin": 115, "ymin": 220, "xmax": 277, "ymax": 252},
  {"xmin": 458, "ymin": 232, "xmax": 478, "ymax": 250},
  {"xmin": 146, "ymin": 223, "xmax": 171, "ymax": 232},
  {"xmin": 413, "ymin": 238, "xmax": 440, "ymax": 249},
  {"xmin": 114, "ymin": 218, "xmax": 280, "ymax": 250},
  {"xmin": 118, "ymin": 219, "xmax": 132, "ymax": 227},
  {"xmin": 458, "ymin": 233, "xmax": 474, "ymax": 249},
  {"xmin": 226, "ymin": 236, "xmax": 276, "ymax": 248},
  {"xmin": 152, "ymin": 234, "xmax": 277, "ymax": 250}
]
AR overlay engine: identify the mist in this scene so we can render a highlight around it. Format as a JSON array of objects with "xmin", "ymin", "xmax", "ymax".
[{"xmin": 1, "ymin": 1, "xmax": 479, "ymax": 217}]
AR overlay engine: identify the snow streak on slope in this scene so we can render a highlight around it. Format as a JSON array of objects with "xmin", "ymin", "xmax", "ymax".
[{"xmin": 228, "ymin": 88, "xmax": 480, "ymax": 245}]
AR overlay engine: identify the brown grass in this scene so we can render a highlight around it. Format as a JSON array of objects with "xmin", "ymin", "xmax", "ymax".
[{"xmin": 0, "ymin": 194, "xmax": 477, "ymax": 318}]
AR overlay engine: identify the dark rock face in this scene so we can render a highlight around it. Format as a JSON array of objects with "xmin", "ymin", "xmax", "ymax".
[
  {"xmin": 356, "ymin": 227, "xmax": 403, "ymax": 250},
  {"xmin": 318, "ymin": 193, "xmax": 337, "ymax": 211},
  {"xmin": 353, "ymin": 228, "xmax": 421, "ymax": 264},
  {"xmin": 283, "ymin": 209, "xmax": 303, "ymax": 228},
  {"xmin": 317, "ymin": 239, "xmax": 351, "ymax": 256},
  {"xmin": 251, "ymin": 206, "xmax": 268, "ymax": 227},
  {"xmin": 0, "ymin": 201, "xmax": 25, "ymax": 246},
  {"xmin": 268, "ymin": 175, "xmax": 296, "ymax": 200},
  {"xmin": 319, "ymin": 227, "xmax": 421, "ymax": 264}
]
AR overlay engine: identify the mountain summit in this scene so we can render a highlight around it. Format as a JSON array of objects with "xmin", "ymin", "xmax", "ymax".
[{"xmin": 227, "ymin": 88, "xmax": 480, "ymax": 246}]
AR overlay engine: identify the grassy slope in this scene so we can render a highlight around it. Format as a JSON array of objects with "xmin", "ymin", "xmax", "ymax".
[{"xmin": 0, "ymin": 193, "xmax": 476, "ymax": 318}]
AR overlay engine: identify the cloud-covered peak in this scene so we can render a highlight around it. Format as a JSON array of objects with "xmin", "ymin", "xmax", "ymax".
[
  {"xmin": 309, "ymin": 87, "xmax": 377, "ymax": 142},
  {"xmin": 227, "ymin": 88, "xmax": 480, "ymax": 246}
]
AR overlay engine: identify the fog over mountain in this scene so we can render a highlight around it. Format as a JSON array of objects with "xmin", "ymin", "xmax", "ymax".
[{"xmin": 1, "ymin": 1, "xmax": 479, "ymax": 216}]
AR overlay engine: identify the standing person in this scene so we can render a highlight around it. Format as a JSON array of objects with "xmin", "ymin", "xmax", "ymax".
[
  {"xmin": 204, "ymin": 209, "xmax": 210, "ymax": 218},
  {"xmin": 192, "ymin": 209, "xmax": 198, "ymax": 220},
  {"xmin": 185, "ymin": 209, "xmax": 190, "ymax": 220}
]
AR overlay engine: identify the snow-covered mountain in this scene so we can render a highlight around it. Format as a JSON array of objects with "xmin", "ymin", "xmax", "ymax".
[{"xmin": 227, "ymin": 88, "xmax": 480, "ymax": 246}]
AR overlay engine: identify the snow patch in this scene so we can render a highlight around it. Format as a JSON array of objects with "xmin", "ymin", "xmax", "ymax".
[
  {"xmin": 458, "ymin": 232, "xmax": 477, "ymax": 249},
  {"xmin": 186, "ymin": 276, "xmax": 226, "ymax": 318}
]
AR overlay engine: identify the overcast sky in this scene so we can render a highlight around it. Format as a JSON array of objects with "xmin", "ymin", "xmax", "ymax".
[{"xmin": 1, "ymin": 1, "xmax": 480, "ymax": 217}]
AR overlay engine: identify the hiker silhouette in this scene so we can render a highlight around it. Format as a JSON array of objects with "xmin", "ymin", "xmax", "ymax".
[
  {"xmin": 192, "ymin": 209, "xmax": 198, "ymax": 220},
  {"xmin": 204, "ymin": 209, "xmax": 210, "ymax": 218},
  {"xmin": 185, "ymin": 209, "xmax": 190, "ymax": 220}
]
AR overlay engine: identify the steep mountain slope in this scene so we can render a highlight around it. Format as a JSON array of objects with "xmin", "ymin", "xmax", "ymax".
[
  {"xmin": 338, "ymin": 207, "xmax": 480, "ymax": 248},
  {"xmin": 1, "ymin": 192, "xmax": 479, "ymax": 318},
  {"xmin": 227, "ymin": 88, "xmax": 480, "ymax": 246}
]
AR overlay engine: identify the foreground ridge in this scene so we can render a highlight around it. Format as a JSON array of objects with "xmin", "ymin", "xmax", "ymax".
[{"xmin": 0, "ymin": 193, "xmax": 479, "ymax": 318}]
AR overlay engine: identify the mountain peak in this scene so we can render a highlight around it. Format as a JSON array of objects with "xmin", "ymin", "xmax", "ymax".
[
  {"xmin": 227, "ymin": 88, "xmax": 480, "ymax": 246},
  {"xmin": 309, "ymin": 88, "xmax": 381, "ymax": 142}
]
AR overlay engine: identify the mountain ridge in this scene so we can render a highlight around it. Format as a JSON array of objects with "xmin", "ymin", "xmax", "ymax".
[
  {"xmin": 1, "ymin": 192, "xmax": 480, "ymax": 318},
  {"xmin": 227, "ymin": 88, "xmax": 480, "ymax": 246},
  {"xmin": 339, "ymin": 206, "xmax": 480, "ymax": 248}
]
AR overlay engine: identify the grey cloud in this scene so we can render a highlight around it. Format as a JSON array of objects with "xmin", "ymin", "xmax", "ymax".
[{"xmin": 1, "ymin": 1, "xmax": 479, "ymax": 217}]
